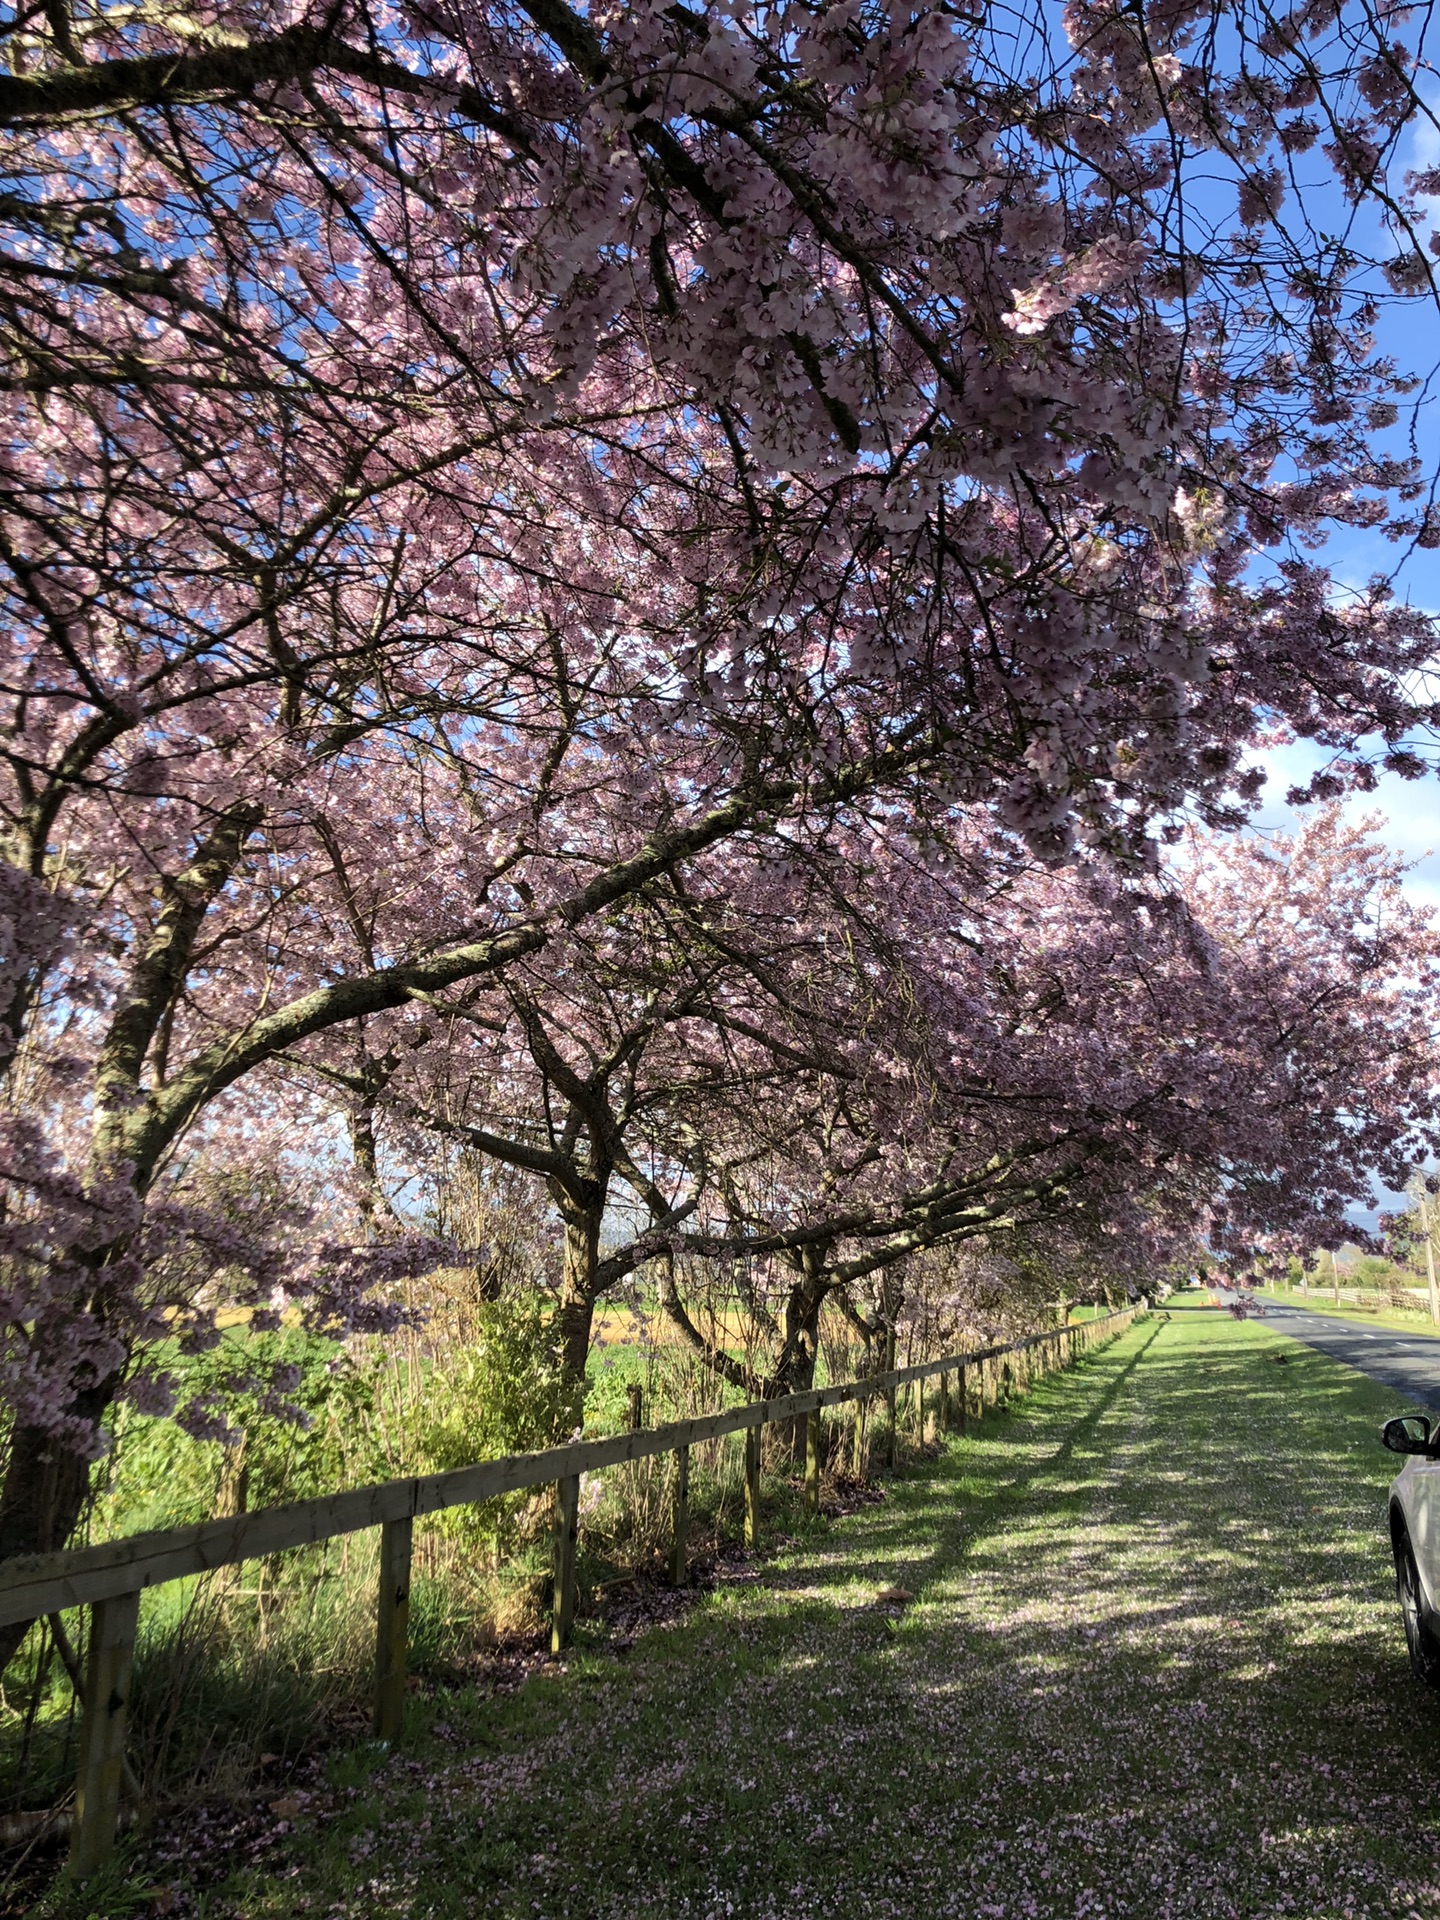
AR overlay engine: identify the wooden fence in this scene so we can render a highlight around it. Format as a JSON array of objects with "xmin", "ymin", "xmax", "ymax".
[{"xmin": 0, "ymin": 1304, "xmax": 1142, "ymax": 1875}]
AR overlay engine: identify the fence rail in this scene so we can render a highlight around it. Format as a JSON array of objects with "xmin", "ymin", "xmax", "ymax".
[{"xmin": 1, "ymin": 1304, "xmax": 1142, "ymax": 1875}]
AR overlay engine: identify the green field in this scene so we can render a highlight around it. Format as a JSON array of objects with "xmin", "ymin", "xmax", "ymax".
[{"xmin": 50, "ymin": 1307, "xmax": 1440, "ymax": 1920}]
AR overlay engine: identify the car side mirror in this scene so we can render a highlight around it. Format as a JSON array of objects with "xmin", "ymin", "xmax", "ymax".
[{"xmin": 1382, "ymin": 1414, "xmax": 1435, "ymax": 1456}]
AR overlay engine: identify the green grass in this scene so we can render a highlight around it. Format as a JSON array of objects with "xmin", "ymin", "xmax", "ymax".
[
  {"xmin": 1261, "ymin": 1285, "xmax": 1440, "ymax": 1337},
  {"xmin": 47, "ymin": 1305, "xmax": 1440, "ymax": 1920}
]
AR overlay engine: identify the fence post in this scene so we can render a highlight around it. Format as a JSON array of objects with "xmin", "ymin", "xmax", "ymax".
[
  {"xmin": 884, "ymin": 1327, "xmax": 898, "ymax": 1468},
  {"xmin": 552, "ymin": 1474, "xmax": 580, "ymax": 1653},
  {"xmin": 373, "ymin": 1515, "xmax": 413, "ymax": 1743},
  {"xmin": 68, "ymin": 1588, "xmax": 140, "ymax": 1878},
  {"xmin": 805, "ymin": 1410, "xmax": 821, "ymax": 1513},
  {"xmin": 626, "ymin": 1382, "xmax": 644, "ymax": 1430},
  {"xmin": 957, "ymin": 1363, "xmax": 967, "ymax": 1433},
  {"xmin": 938, "ymin": 1369, "xmax": 949, "ymax": 1433},
  {"xmin": 744, "ymin": 1422, "xmax": 762, "ymax": 1546},
  {"xmin": 670, "ymin": 1445, "xmax": 690, "ymax": 1587}
]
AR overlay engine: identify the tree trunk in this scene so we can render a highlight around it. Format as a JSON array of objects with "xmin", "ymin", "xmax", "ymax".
[
  {"xmin": 349, "ymin": 1099, "xmax": 398, "ymax": 1231},
  {"xmin": 655, "ymin": 1252, "xmax": 755, "ymax": 1395},
  {"xmin": 0, "ymin": 1364, "xmax": 124, "ymax": 1674},
  {"xmin": 553, "ymin": 1200, "xmax": 603, "ymax": 1393},
  {"xmin": 776, "ymin": 1255, "xmax": 826, "ymax": 1464}
]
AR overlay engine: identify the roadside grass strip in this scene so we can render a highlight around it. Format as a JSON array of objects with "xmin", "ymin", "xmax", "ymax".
[{"xmin": 62, "ymin": 1308, "xmax": 1440, "ymax": 1920}]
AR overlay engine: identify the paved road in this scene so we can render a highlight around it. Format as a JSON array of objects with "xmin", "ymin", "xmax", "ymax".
[{"xmin": 1252, "ymin": 1294, "xmax": 1440, "ymax": 1412}]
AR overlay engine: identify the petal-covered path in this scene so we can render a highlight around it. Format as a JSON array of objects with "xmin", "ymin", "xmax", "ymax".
[{"xmin": 130, "ymin": 1307, "xmax": 1440, "ymax": 1920}]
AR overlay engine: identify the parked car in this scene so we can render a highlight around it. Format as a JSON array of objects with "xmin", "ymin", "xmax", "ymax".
[{"xmin": 1382, "ymin": 1414, "xmax": 1440, "ymax": 1684}]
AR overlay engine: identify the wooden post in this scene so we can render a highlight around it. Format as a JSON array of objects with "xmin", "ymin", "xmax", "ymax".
[
  {"xmin": 373, "ymin": 1515, "xmax": 412, "ymax": 1743},
  {"xmin": 957, "ymin": 1363, "xmax": 967, "ymax": 1433},
  {"xmin": 670, "ymin": 1445, "xmax": 690, "ymax": 1587},
  {"xmin": 883, "ymin": 1326, "xmax": 897, "ymax": 1468},
  {"xmin": 805, "ymin": 1410, "xmax": 821, "ymax": 1513},
  {"xmin": 938, "ymin": 1369, "xmax": 949, "ymax": 1433},
  {"xmin": 551, "ymin": 1474, "xmax": 579, "ymax": 1654},
  {"xmin": 626, "ymin": 1382, "xmax": 644, "ymax": 1430},
  {"xmin": 744, "ymin": 1423, "xmax": 762, "ymax": 1547},
  {"xmin": 852, "ymin": 1394, "xmax": 867, "ymax": 1476},
  {"xmin": 69, "ymin": 1589, "xmax": 140, "ymax": 1878}
]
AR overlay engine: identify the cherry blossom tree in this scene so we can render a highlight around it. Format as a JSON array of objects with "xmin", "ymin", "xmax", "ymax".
[{"xmin": 641, "ymin": 809, "xmax": 1440, "ymax": 1394}]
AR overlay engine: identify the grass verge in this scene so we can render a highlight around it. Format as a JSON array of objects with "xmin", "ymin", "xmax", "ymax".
[{"xmin": 41, "ymin": 1305, "xmax": 1440, "ymax": 1920}]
